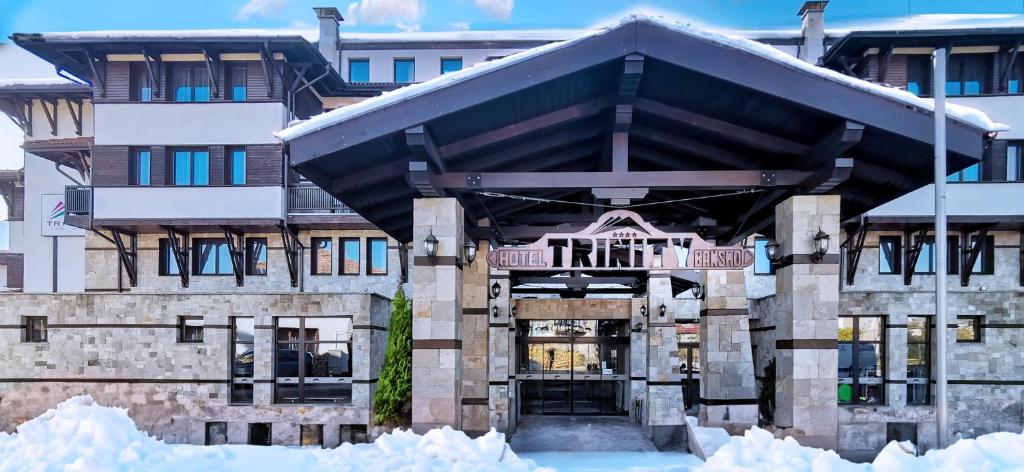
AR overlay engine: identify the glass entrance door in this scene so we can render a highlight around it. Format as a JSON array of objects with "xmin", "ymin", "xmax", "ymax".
[{"xmin": 517, "ymin": 319, "xmax": 629, "ymax": 415}]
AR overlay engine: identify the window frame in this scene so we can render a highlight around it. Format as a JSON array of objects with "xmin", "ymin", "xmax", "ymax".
[
  {"xmin": 245, "ymin": 237, "xmax": 268, "ymax": 276},
  {"xmin": 956, "ymin": 315, "xmax": 983, "ymax": 343},
  {"xmin": 169, "ymin": 147, "xmax": 210, "ymax": 186},
  {"xmin": 910, "ymin": 235, "xmax": 959, "ymax": 275},
  {"xmin": 192, "ymin": 238, "xmax": 234, "ymax": 276},
  {"xmin": 753, "ymin": 237, "xmax": 775, "ymax": 275},
  {"xmin": 227, "ymin": 146, "xmax": 247, "ymax": 185},
  {"xmin": 393, "ymin": 58, "xmax": 415, "ymax": 83},
  {"xmin": 169, "ymin": 62, "xmax": 212, "ymax": 103},
  {"xmin": 158, "ymin": 238, "xmax": 183, "ymax": 276},
  {"xmin": 226, "ymin": 62, "xmax": 248, "ymax": 101},
  {"xmin": 440, "ymin": 57, "xmax": 463, "ymax": 75},
  {"xmin": 906, "ymin": 316, "xmax": 931, "ymax": 405},
  {"xmin": 339, "ymin": 237, "xmax": 361, "ymax": 275},
  {"xmin": 366, "ymin": 237, "xmax": 388, "ymax": 276},
  {"xmin": 947, "ymin": 162, "xmax": 982, "ymax": 183},
  {"xmin": 905, "ymin": 54, "xmax": 933, "ymax": 97},
  {"xmin": 273, "ymin": 316, "xmax": 354, "ymax": 404},
  {"xmin": 129, "ymin": 62, "xmax": 153, "ymax": 102},
  {"xmin": 348, "ymin": 58, "xmax": 370, "ymax": 83},
  {"xmin": 130, "ymin": 147, "xmax": 152, "ymax": 186},
  {"xmin": 968, "ymin": 234, "xmax": 995, "ymax": 275},
  {"xmin": 23, "ymin": 316, "xmax": 47, "ymax": 343},
  {"xmin": 878, "ymin": 235, "xmax": 902, "ymax": 275},
  {"xmin": 231, "ymin": 317, "xmax": 255, "ymax": 404},
  {"xmin": 178, "ymin": 316, "xmax": 204, "ymax": 343},
  {"xmin": 838, "ymin": 315, "xmax": 886, "ymax": 405},
  {"xmin": 1008, "ymin": 142, "xmax": 1022, "ymax": 181},
  {"xmin": 310, "ymin": 237, "xmax": 333, "ymax": 276},
  {"xmin": 945, "ymin": 54, "xmax": 993, "ymax": 97}
]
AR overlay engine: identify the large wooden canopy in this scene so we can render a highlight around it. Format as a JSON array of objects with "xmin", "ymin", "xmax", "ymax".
[{"xmin": 283, "ymin": 17, "xmax": 993, "ymax": 244}]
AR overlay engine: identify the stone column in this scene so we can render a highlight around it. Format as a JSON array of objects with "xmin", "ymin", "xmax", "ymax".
[
  {"xmin": 630, "ymin": 298, "xmax": 648, "ymax": 425},
  {"xmin": 411, "ymin": 198, "xmax": 464, "ymax": 432},
  {"xmin": 699, "ymin": 269, "xmax": 758, "ymax": 432},
  {"xmin": 646, "ymin": 272, "xmax": 687, "ymax": 448},
  {"xmin": 488, "ymin": 271, "xmax": 512, "ymax": 434},
  {"xmin": 461, "ymin": 241, "xmax": 490, "ymax": 435},
  {"xmin": 773, "ymin": 194, "xmax": 840, "ymax": 450}
]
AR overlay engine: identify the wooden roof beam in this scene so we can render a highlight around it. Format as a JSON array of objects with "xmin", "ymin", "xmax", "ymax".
[
  {"xmin": 631, "ymin": 125, "xmax": 759, "ymax": 169},
  {"xmin": 432, "ymin": 169, "xmax": 812, "ymax": 191},
  {"xmin": 406, "ymin": 125, "xmax": 447, "ymax": 172},
  {"xmin": 798, "ymin": 120, "xmax": 864, "ymax": 170}
]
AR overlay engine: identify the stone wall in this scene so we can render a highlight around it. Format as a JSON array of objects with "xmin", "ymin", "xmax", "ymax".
[{"xmin": 0, "ymin": 292, "xmax": 390, "ymax": 446}]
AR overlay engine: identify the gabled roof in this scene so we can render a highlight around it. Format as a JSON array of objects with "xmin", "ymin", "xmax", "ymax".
[{"xmin": 280, "ymin": 15, "xmax": 998, "ymax": 244}]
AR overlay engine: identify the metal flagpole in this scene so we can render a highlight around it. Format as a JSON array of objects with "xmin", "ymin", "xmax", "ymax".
[{"xmin": 933, "ymin": 46, "xmax": 949, "ymax": 449}]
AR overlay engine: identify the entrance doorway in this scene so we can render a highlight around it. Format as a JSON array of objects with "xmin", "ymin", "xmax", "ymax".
[{"xmin": 517, "ymin": 319, "xmax": 629, "ymax": 415}]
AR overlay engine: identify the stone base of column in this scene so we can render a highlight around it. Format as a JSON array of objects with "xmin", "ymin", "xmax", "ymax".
[
  {"xmin": 488, "ymin": 385, "xmax": 510, "ymax": 434},
  {"xmin": 699, "ymin": 403, "xmax": 758, "ymax": 434}
]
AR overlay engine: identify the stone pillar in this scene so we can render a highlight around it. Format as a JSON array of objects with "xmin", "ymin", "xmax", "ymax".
[
  {"xmin": 646, "ymin": 272, "xmax": 687, "ymax": 448},
  {"xmin": 630, "ymin": 298, "xmax": 648, "ymax": 425},
  {"xmin": 699, "ymin": 269, "xmax": 758, "ymax": 431},
  {"xmin": 488, "ymin": 272, "xmax": 512, "ymax": 433},
  {"xmin": 773, "ymin": 194, "xmax": 840, "ymax": 450},
  {"xmin": 461, "ymin": 241, "xmax": 490, "ymax": 435},
  {"xmin": 411, "ymin": 198, "xmax": 464, "ymax": 432}
]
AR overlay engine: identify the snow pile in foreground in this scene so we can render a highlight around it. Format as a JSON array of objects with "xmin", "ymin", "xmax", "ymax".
[{"xmin": 0, "ymin": 396, "xmax": 543, "ymax": 472}]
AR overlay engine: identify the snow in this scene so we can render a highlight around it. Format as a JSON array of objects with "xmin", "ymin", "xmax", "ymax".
[
  {"xmin": 277, "ymin": 14, "xmax": 1005, "ymax": 143},
  {"xmin": 9, "ymin": 395, "xmax": 1024, "ymax": 471},
  {"xmin": 0, "ymin": 77, "xmax": 76, "ymax": 88},
  {"xmin": 686, "ymin": 417, "xmax": 731, "ymax": 459},
  {"xmin": 29, "ymin": 29, "xmax": 318, "ymax": 42},
  {"xmin": 339, "ymin": 29, "xmax": 590, "ymax": 43}
]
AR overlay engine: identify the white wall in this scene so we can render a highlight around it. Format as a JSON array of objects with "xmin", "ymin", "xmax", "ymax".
[
  {"xmin": 94, "ymin": 102, "xmax": 286, "ymax": 146},
  {"xmin": 92, "ymin": 186, "xmax": 285, "ymax": 221},
  {"xmin": 22, "ymin": 153, "xmax": 84, "ymax": 293},
  {"xmin": 949, "ymin": 95, "xmax": 1024, "ymax": 140},
  {"xmin": 867, "ymin": 182, "xmax": 1024, "ymax": 217},
  {"xmin": 339, "ymin": 48, "xmax": 526, "ymax": 83},
  {"xmin": 25, "ymin": 100, "xmax": 94, "ymax": 141}
]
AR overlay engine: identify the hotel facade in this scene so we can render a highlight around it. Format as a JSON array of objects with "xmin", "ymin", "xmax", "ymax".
[{"xmin": 0, "ymin": 3, "xmax": 1022, "ymax": 459}]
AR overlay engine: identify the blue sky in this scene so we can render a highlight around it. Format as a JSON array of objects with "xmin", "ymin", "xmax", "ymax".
[{"xmin": 2, "ymin": 0, "xmax": 1024, "ymax": 37}]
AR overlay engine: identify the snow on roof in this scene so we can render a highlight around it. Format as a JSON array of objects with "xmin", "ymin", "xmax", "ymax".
[
  {"xmin": 339, "ymin": 29, "xmax": 590, "ymax": 44},
  {"xmin": 277, "ymin": 14, "xmax": 1006, "ymax": 143},
  {"xmin": 829, "ymin": 13, "xmax": 1024, "ymax": 35},
  {"xmin": 27, "ymin": 29, "xmax": 318, "ymax": 42},
  {"xmin": 0, "ymin": 77, "xmax": 77, "ymax": 88}
]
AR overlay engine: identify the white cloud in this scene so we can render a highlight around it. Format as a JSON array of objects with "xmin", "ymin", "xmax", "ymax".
[
  {"xmin": 236, "ymin": 0, "xmax": 289, "ymax": 21},
  {"xmin": 346, "ymin": 0, "xmax": 424, "ymax": 31},
  {"xmin": 450, "ymin": 21, "xmax": 471, "ymax": 30},
  {"xmin": 474, "ymin": 0, "xmax": 513, "ymax": 19}
]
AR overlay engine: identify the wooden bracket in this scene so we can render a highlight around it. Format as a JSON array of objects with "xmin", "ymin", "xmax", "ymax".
[
  {"xmin": 163, "ymin": 227, "xmax": 190, "ymax": 288},
  {"xmin": 843, "ymin": 220, "xmax": 869, "ymax": 286},
  {"xmin": 94, "ymin": 228, "xmax": 137, "ymax": 288},
  {"xmin": 903, "ymin": 227, "xmax": 928, "ymax": 286},
  {"xmin": 221, "ymin": 226, "xmax": 245, "ymax": 287},
  {"xmin": 279, "ymin": 225, "xmax": 302, "ymax": 288}
]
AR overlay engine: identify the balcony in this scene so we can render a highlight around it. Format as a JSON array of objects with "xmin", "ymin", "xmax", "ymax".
[{"xmin": 288, "ymin": 184, "xmax": 353, "ymax": 214}]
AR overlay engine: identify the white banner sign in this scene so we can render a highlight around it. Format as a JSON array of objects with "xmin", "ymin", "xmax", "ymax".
[{"xmin": 41, "ymin": 194, "xmax": 84, "ymax": 237}]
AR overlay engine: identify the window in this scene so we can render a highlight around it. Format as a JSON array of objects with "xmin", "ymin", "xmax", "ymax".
[
  {"xmin": 677, "ymin": 321, "xmax": 700, "ymax": 410},
  {"xmin": 158, "ymin": 238, "xmax": 182, "ymax": 276},
  {"xmin": 946, "ymin": 54, "xmax": 992, "ymax": 96},
  {"xmin": 178, "ymin": 316, "xmax": 204, "ymax": 343},
  {"xmin": 129, "ymin": 62, "xmax": 153, "ymax": 102},
  {"xmin": 1008, "ymin": 143, "xmax": 1022, "ymax": 181},
  {"xmin": 340, "ymin": 425, "xmax": 369, "ymax": 444},
  {"xmin": 838, "ymin": 316, "xmax": 884, "ymax": 405},
  {"xmin": 753, "ymin": 238, "xmax": 774, "ymax": 275},
  {"xmin": 227, "ymin": 146, "xmax": 246, "ymax": 185},
  {"xmin": 311, "ymin": 237, "xmax": 333, "ymax": 275},
  {"xmin": 274, "ymin": 317, "xmax": 353, "ymax": 403},
  {"xmin": 170, "ymin": 63, "xmax": 211, "ymax": 102},
  {"xmin": 205, "ymin": 422, "xmax": 227, "ymax": 446},
  {"xmin": 912, "ymin": 235, "xmax": 959, "ymax": 275},
  {"xmin": 906, "ymin": 55, "xmax": 932, "ymax": 97},
  {"xmin": 245, "ymin": 238, "xmax": 268, "ymax": 276},
  {"xmin": 394, "ymin": 59, "xmax": 415, "ymax": 83},
  {"xmin": 232, "ymin": 317, "xmax": 255, "ymax": 403},
  {"xmin": 248, "ymin": 423, "xmax": 271, "ymax": 446},
  {"xmin": 907, "ymin": 316, "xmax": 930, "ymax": 405},
  {"xmin": 1010, "ymin": 59, "xmax": 1024, "ymax": 94},
  {"xmin": 879, "ymin": 236, "xmax": 902, "ymax": 274},
  {"xmin": 227, "ymin": 62, "xmax": 247, "ymax": 101},
  {"xmin": 957, "ymin": 315, "xmax": 982, "ymax": 343},
  {"xmin": 367, "ymin": 238, "xmax": 387, "ymax": 275},
  {"xmin": 131, "ymin": 148, "xmax": 151, "ymax": 186},
  {"xmin": 969, "ymin": 234, "xmax": 995, "ymax": 275},
  {"xmin": 23, "ymin": 316, "xmax": 46, "ymax": 343},
  {"xmin": 300, "ymin": 424, "xmax": 324, "ymax": 447},
  {"xmin": 349, "ymin": 58, "xmax": 369, "ymax": 83},
  {"xmin": 193, "ymin": 238, "xmax": 233, "ymax": 276},
  {"xmin": 947, "ymin": 162, "xmax": 981, "ymax": 182},
  {"xmin": 171, "ymin": 148, "xmax": 210, "ymax": 186},
  {"xmin": 440, "ymin": 57, "xmax": 462, "ymax": 74},
  {"xmin": 340, "ymin": 238, "xmax": 360, "ymax": 275}
]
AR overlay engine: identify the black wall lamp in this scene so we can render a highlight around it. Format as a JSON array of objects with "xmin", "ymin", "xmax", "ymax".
[
  {"xmin": 659, "ymin": 303, "xmax": 667, "ymax": 317},
  {"xmin": 690, "ymin": 284, "xmax": 705, "ymax": 300},
  {"xmin": 491, "ymin": 281, "xmax": 501, "ymax": 299},
  {"xmin": 463, "ymin": 240, "xmax": 478, "ymax": 265},
  {"xmin": 491, "ymin": 306, "xmax": 499, "ymax": 318},
  {"xmin": 640, "ymin": 305, "xmax": 648, "ymax": 318},
  {"xmin": 812, "ymin": 228, "xmax": 830, "ymax": 263},
  {"xmin": 765, "ymin": 239, "xmax": 782, "ymax": 265},
  {"xmin": 510, "ymin": 306, "xmax": 517, "ymax": 318},
  {"xmin": 423, "ymin": 230, "xmax": 439, "ymax": 262}
]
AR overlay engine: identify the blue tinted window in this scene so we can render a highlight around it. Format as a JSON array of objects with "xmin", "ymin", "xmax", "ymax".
[
  {"xmin": 369, "ymin": 238, "xmax": 387, "ymax": 274},
  {"xmin": 945, "ymin": 81, "xmax": 961, "ymax": 96},
  {"xmin": 232, "ymin": 86, "xmax": 246, "ymax": 101},
  {"xmin": 230, "ymin": 149, "xmax": 246, "ymax": 185},
  {"xmin": 137, "ymin": 150, "xmax": 151, "ymax": 186},
  {"xmin": 195, "ymin": 239, "xmax": 232, "ymax": 276},
  {"xmin": 907, "ymin": 81, "xmax": 921, "ymax": 96},
  {"xmin": 1009, "ymin": 145, "xmax": 1021, "ymax": 181},
  {"xmin": 194, "ymin": 85, "xmax": 211, "ymax": 102},
  {"xmin": 394, "ymin": 59, "xmax": 415, "ymax": 83},
  {"xmin": 217, "ymin": 243, "xmax": 233, "ymax": 275},
  {"xmin": 961, "ymin": 163, "xmax": 980, "ymax": 181},
  {"xmin": 175, "ymin": 86, "xmax": 192, "ymax": 102},
  {"xmin": 753, "ymin": 238, "xmax": 773, "ymax": 275},
  {"xmin": 193, "ymin": 151, "xmax": 209, "ymax": 186},
  {"xmin": 441, "ymin": 58, "xmax": 462, "ymax": 75},
  {"xmin": 229, "ymin": 63, "xmax": 247, "ymax": 101},
  {"xmin": 915, "ymin": 240, "xmax": 934, "ymax": 274},
  {"xmin": 349, "ymin": 59, "xmax": 370, "ymax": 83},
  {"xmin": 947, "ymin": 55, "xmax": 990, "ymax": 97},
  {"xmin": 140, "ymin": 87, "xmax": 152, "ymax": 102},
  {"xmin": 174, "ymin": 151, "xmax": 191, "ymax": 185}
]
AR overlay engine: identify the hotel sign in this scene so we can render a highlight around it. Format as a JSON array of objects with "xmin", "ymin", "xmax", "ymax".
[{"xmin": 486, "ymin": 210, "xmax": 753, "ymax": 271}]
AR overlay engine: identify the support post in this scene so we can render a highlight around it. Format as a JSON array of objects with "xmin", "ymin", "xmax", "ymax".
[
  {"xmin": 933, "ymin": 46, "xmax": 950, "ymax": 449},
  {"xmin": 648, "ymin": 271, "xmax": 687, "ymax": 447}
]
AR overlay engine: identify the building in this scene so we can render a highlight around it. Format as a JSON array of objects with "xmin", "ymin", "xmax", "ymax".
[{"xmin": 0, "ymin": 2, "xmax": 1020, "ymax": 460}]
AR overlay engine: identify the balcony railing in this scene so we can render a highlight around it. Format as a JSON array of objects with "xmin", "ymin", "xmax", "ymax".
[
  {"xmin": 288, "ymin": 185, "xmax": 354, "ymax": 214},
  {"xmin": 65, "ymin": 186, "xmax": 92, "ymax": 216}
]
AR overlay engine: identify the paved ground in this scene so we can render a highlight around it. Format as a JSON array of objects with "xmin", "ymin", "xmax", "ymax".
[{"xmin": 508, "ymin": 415, "xmax": 658, "ymax": 453}]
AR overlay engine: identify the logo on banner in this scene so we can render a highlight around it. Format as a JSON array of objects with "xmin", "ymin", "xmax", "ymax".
[
  {"xmin": 40, "ymin": 194, "xmax": 84, "ymax": 237},
  {"xmin": 485, "ymin": 210, "xmax": 753, "ymax": 271}
]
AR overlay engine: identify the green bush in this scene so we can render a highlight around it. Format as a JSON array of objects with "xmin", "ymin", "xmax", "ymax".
[{"xmin": 373, "ymin": 286, "xmax": 412, "ymax": 425}]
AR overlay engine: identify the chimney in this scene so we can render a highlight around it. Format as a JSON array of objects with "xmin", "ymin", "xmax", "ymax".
[
  {"xmin": 798, "ymin": 1, "xmax": 828, "ymax": 64},
  {"xmin": 314, "ymin": 7, "xmax": 343, "ymax": 72}
]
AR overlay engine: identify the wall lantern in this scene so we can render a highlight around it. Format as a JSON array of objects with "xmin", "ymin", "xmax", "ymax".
[
  {"xmin": 463, "ymin": 240, "xmax": 478, "ymax": 265},
  {"xmin": 423, "ymin": 230, "xmax": 439, "ymax": 260},
  {"xmin": 812, "ymin": 228, "xmax": 830, "ymax": 262},
  {"xmin": 510, "ymin": 306, "xmax": 517, "ymax": 318},
  {"xmin": 491, "ymin": 281, "xmax": 501, "ymax": 299},
  {"xmin": 491, "ymin": 306, "xmax": 499, "ymax": 318},
  {"xmin": 659, "ymin": 303, "xmax": 667, "ymax": 317},
  {"xmin": 640, "ymin": 305, "xmax": 648, "ymax": 318},
  {"xmin": 765, "ymin": 239, "xmax": 782, "ymax": 265},
  {"xmin": 690, "ymin": 284, "xmax": 705, "ymax": 300}
]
